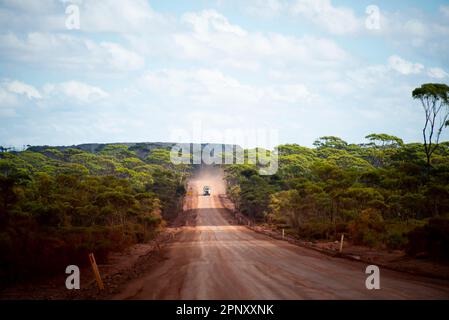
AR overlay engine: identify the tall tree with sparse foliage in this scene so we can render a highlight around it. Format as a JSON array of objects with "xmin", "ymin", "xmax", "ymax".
[{"xmin": 412, "ymin": 83, "xmax": 449, "ymax": 167}]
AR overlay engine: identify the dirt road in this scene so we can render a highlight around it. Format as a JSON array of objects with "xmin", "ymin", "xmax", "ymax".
[{"xmin": 114, "ymin": 167, "xmax": 449, "ymax": 300}]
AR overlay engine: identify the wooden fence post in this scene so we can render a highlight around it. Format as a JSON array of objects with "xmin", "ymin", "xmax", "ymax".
[
  {"xmin": 89, "ymin": 253, "xmax": 104, "ymax": 290},
  {"xmin": 339, "ymin": 234, "xmax": 345, "ymax": 253}
]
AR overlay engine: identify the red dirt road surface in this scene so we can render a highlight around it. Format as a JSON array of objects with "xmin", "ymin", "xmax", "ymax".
[{"xmin": 114, "ymin": 167, "xmax": 449, "ymax": 300}]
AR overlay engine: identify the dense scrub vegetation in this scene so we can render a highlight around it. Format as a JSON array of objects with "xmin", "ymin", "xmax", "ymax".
[
  {"xmin": 225, "ymin": 135, "xmax": 449, "ymax": 260},
  {"xmin": 0, "ymin": 144, "xmax": 189, "ymax": 286}
]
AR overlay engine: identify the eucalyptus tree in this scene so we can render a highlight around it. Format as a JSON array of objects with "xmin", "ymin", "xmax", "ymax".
[{"xmin": 412, "ymin": 83, "xmax": 449, "ymax": 167}]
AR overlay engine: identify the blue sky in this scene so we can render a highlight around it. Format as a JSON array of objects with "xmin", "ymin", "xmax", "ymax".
[{"xmin": 0, "ymin": 0, "xmax": 449, "ymax": 149}]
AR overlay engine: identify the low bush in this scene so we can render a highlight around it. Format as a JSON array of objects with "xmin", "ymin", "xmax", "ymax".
[
  {"xmin": 348, "ymin": 208, "xmax": 385, "ymax": 247},
  {"xmin": 384, "ymin": 219, "xmax": 426, "ymax": 250},
  {"xmin": 406, "ymin": 217, "xmax": 449, "ymax": 261},
  {"xmin": 297, "ymin": 221, "xmax": 335, "ymax": 240}
]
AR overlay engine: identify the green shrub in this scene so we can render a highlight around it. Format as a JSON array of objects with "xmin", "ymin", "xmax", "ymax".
[
  {"xmin": 385, "ymin": 231, "xmax": 405, "ymax": 250},
  {"xmin": 348, "ymin": 208, "xmax": 385, "ymax": 247},
  {"xmin": 297, "ymin": 221, "xmax": 335, "ymax": 240},
  {"xmin": 384, "ymin": 220, "xmax": 426, "ymax": 250}
]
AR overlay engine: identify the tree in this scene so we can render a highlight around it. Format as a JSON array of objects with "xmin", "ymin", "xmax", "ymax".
[
  {"xmin": 364, "ymin": 134, "xmax": 404, "ymax": 167},
  {"xmin": 412, "ymin": 83, "xmax": 449, "ymax": 167},
  {"xmin": 239, "ymin": 173, "xmax": 276, "ymax": 221},
  {"xmin": 146, "ymin": 148, "xmax": 171, "ymax": 166},
  {"xmin": 313, "ymin": 136, "xmax": 348, "ymax": 150},
  {"xmin": 268, "ymin": 190, "xmax": 301, "ymax": 226},
  {"xmin": 365, "ymin": 133, "xmax": 403, "ymax": 149}
]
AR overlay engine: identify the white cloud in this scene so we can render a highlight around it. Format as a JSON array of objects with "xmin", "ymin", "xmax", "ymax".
[
  {"xmin": 379, "ymin": 11, "xmax": 449, "ymax": 65},
  {"xmin": 0, "ymin": 32, "xmax": 145, "ymax": 72},
  {"xmin": 388, "ymin": 55, "xmax": 424, "ymax": 75},
  {"xmin": 393, "ymin": 19, "xmax": 428, "ymax": 40},
  {"xmin": 0, "ymin": 0, "xmax": 167, "ymax": 33},
  {"xmin": 266, "ymin": 84, "xmax": 311, "ymax": 103},
  {"xmin": 326, "ymin": 81, "xmax": 354, "ymax": 96},
  {"xmin": 97, "ymin": 42, "xmax": 145, "ymax": 71},
  {"xmin": 139, "ymin": 68, "xmax": 312, "ymax": 107},
  {"xmin": 0, "ymin": 8, "xmax": 348, "ymax": 76},
  {"xmin": 43, "ymin": 81, "xmax": 109, "ymax": 103},
  {"xmin": 0, "ymin": 87, "xmax": 19, "ymax": 108},
  {"xmin": 173, "ymin": 9, "xmax": 348, "ymax": 71},
  {"xmin": 5, "ymin": 80, "xmax": 42, "ymax": 99},
  {"xmin": 347, "ymin": 65, "xmax": 389, "ymax": 87},
  {"xmin": 79, "ymin": 0, "xmax": 167, "ymax": 33},
  {"xmin": 140, "ymin": 69, "xmax": 260, "ymax": 106},
  {"xmin": 0, "ymin": 79, "xmax": 41, "ymax": 117},
  {"xmin": 427, "ymin": 67, "xmax": 448, "ymax": 79},
  {"xmin": 244, "ymin": 0, "xmax": 285, "ymax": 19},
  {"xmin": 182, "ymin": 10, "xmax": 247, "ymax": 37},
  {"xmin": 290, "ymin": 0, "xmax": 361, "ymax": 35}
]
